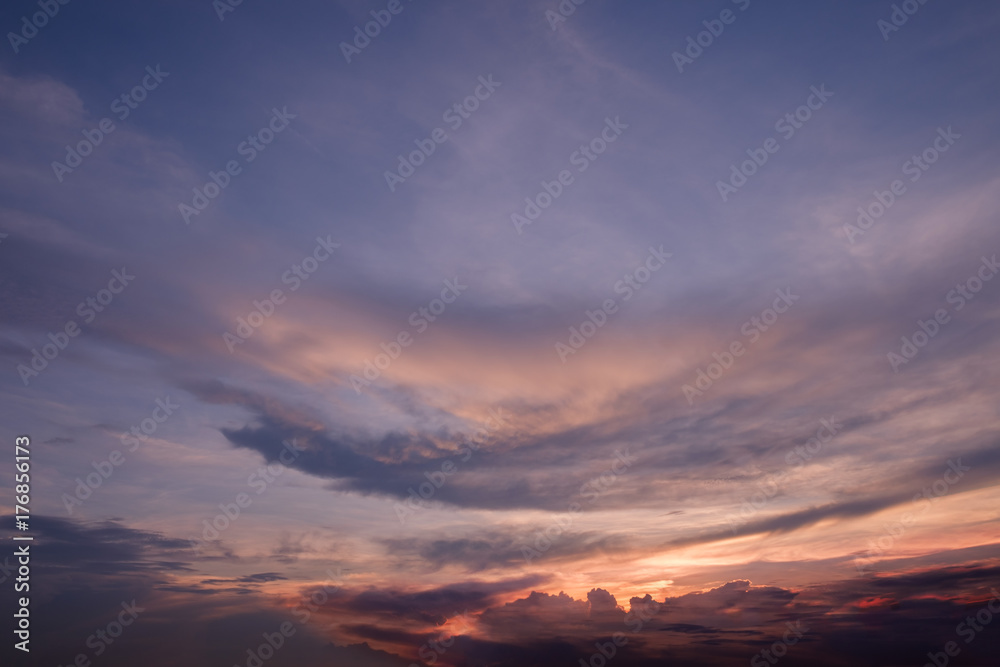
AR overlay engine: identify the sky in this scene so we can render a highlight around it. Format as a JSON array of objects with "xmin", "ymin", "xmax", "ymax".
[{"xmin": 1, "ymin": 0, "xmax": 999, "ymax": 665}]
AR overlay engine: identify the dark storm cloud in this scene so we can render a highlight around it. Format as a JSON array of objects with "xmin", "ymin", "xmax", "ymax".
[
  {"xmin": 180, "ymin": 368, "xmax": 1000, "ymax": 542},
  {"xmin": 198, "ymin": 572, "xmax": 289, "ymax": 586},
  {"xmin": 449, "ymin": 568, "xmax": 1000, "ymax": 666},
  {"xmin": 300, "ymin": 574, "xmax": 551, "ymax": 628},
  {"xmin": 187, "ymin": 380, "xmax": 633, "ymax": 511},
  {"xmin": 1, "ymin": 515, "xmax": 419, "ymax": 666},
  {"xmin": 817, "ymin": 560, "xmax": 1000, "ymax": 605},
  {"xmin": 869, "ymin": 562, "xmax": 1000, "ymax": 592},
  {"xmin": 22, "ymin": 514, "xmax": 193, "ymax": 578}
]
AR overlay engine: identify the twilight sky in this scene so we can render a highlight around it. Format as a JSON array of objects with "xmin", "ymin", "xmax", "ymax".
[{"xmin": 2, "ymin": 1, "xmax": 1000, "ymax": 665}]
